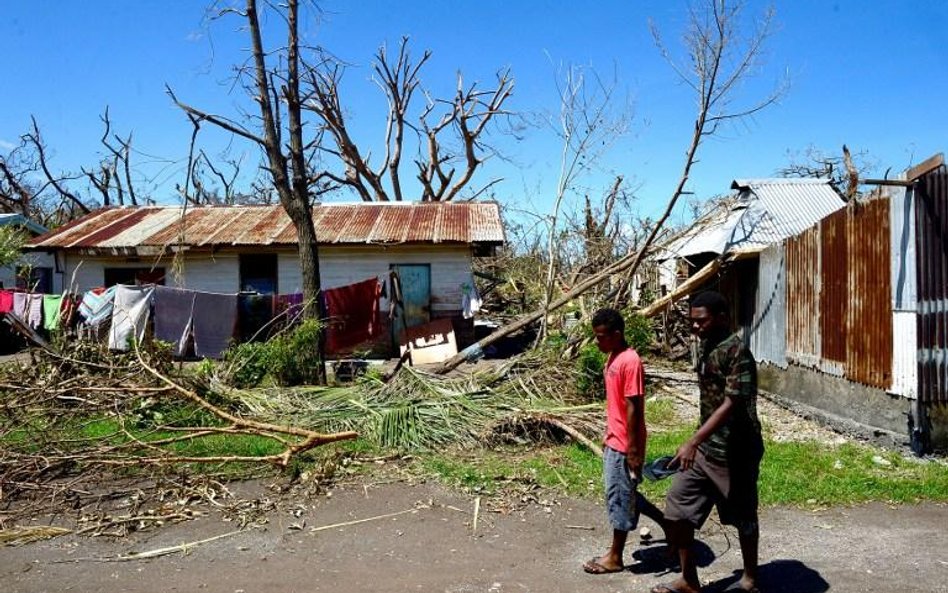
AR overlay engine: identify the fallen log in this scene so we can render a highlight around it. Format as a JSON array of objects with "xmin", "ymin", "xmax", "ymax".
[
  {"xmin": 133, "ymin": 346, "xmax": 358, "ymax": 466},
  {"xmin": 640, "ymin": 247, "xmax": 761, "ymax": 317},
  {"xmin": 640, "ymin": 258, "xmax": 721, "ymax": 318}
]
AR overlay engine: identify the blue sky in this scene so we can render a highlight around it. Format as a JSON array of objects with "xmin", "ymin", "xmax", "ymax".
[{"xmin": 2, "ymin": 1, "xmax": 946, "ymax": 226}]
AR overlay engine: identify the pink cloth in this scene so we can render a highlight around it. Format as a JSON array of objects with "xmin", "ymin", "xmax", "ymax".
[
  {"xmin": 603, "ymin": 348, "xmax": 646, "ymax": 454},
  {"xmin": 12, "ymin": 292, "xmax": 28, "ymax": 318},
  {"xmin": 0, "ymin": 290, "xmax": 12, "ymax": 313}
]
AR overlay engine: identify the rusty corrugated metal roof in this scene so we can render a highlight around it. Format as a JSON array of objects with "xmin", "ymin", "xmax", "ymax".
[{"xmin": 27, "ymin": 202, "xmax": 505, "ymax": 250}]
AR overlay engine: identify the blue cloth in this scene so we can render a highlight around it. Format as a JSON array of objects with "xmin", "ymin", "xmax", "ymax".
[
  {"xmin": 154, "ymin": 286, "xmax": 196, "ymax": 357},
  {"xmin": 192, "ymin": 291, "xmax": 237, "ymax": 359}
]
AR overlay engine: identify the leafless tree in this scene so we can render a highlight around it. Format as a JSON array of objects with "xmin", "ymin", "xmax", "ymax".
[
  {"xmin": 780, "ymin": 144, "xmax": 877, "ymax": 201},
  {"xmin": 436, "ymin": 0, "xmax": 787, "ymax": 373},
  {"xmin": 0, "ymin": 119, "xmax": 92, "ymax": 225},
  {"xmin": 22, "ymin": 117, "xmax": 89, "ymax": 215},
  {"xmin": 1, "ymin": 109, "xmax": 157, "ymax": 225},
  {"xmin": 81, "ymin": 107, "xmax": 141, "ymax": 207},
  {"xmin": 304, "ymin": 36, "xmax": 515, "ymax": 202},
  {"xmin": 168, "ymin": 0, "xmax": 329, "ymax": 381},
  {"xmin": 536, "ymin": 64, "xmax": 632, "ymax": 341}
]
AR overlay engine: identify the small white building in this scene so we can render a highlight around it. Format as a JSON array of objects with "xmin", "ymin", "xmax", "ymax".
[
  {"xmin": 26, "ymin": 202, "xmax": 505, "ymax": 354},
  {"xmin": 0, "ymin": 213, "xmax": 58, "ymax": 293}
]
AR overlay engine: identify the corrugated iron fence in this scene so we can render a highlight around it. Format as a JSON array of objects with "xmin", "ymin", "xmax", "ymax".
[
  {"xmin": 784, "ymin": 198, "xmax": 892, "ymax": 390},
  {"xmin": 847, "ymin": 199, "xmax": 892, "ymax": 388},
  {"xmin": 785, "ymin": 226, "xmax": 821, "ymax": 367},
  {"xmin": 916, "ymin": 165, "xmax": 948, "ymax": 407}
]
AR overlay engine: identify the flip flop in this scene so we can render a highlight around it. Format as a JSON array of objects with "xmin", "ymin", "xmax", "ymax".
[
  {"xmin": 643, "ymin": 456, "xmax": 679, "ymax": 481},
  {"xmin": 582, "ymin": 558, "xmax": 624, "ymax": 574}
]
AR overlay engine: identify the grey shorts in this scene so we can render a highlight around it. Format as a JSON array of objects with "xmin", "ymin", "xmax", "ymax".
[
  {"xmin": 663, "ymin": 446, "xmax": 762, "ymax": 531},
  {"xmin": 603, "ymin": 446, "xmax": 640, "ymax": 532}
]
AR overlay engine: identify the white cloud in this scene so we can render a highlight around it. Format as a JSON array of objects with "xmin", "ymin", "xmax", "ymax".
[{"xmin": 0, "ymin": 139, "xmax": 15, "ymax": 152}]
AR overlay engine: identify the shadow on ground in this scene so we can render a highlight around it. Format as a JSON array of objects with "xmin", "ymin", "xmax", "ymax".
[
  {"xmin": 629, "ymin": 539, "xmax": 715, "ymax": 575},
  {"xmin": 704, "ymin": 559, "xmax": 830, "ymax": 593}
]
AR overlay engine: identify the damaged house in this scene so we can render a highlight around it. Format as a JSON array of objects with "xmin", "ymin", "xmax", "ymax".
[
  {"xmin": 24, "ymin": 201, "xmax": 505, "ymax": 357},
  {"xmin": 646, "ymin": 158, "xmax": 948, "ymax": 453}
]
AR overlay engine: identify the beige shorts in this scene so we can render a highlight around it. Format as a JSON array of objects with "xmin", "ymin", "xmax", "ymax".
[{"xmin": 663, "ymin": 445, "xmax": 762, "ymax": 530}]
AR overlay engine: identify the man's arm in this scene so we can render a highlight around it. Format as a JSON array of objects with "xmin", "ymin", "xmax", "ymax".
[
  {"xmin": 625, "ymin": 395, "xmax": 644, "ymax": 479},
  {"xmin": 672, "ymin": 348, "xmax": 754, "ymax": 470},
  {"xmin": 671, "ymin": 397, "xmax": 734, "ymax": 471}
]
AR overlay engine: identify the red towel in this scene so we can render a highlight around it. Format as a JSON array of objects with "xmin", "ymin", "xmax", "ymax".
[
  {"xmin": 0, "ymin": 290, "xmax": 12, "ymax": 313},
  {"xmin": 324, "ymin": 278, "xmax": 381, "ymax": 352}
]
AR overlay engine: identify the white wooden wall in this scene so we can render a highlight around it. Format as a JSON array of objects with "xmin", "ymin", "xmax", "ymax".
[
  {"xmin": 60, "ymin": 245, "xmax": 474, "ymax": 313},
  {"xmin": 61, "ymin": 253, "xmax": 240, "ymax": 294},
  {"xmin": 280, "ymin": 245, "xmax": 474, "ymax": 312}
]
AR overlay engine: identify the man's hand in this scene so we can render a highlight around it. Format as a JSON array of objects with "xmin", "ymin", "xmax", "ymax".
[
  {"xmin": 626, "ymin": 457, "xmax": 643, "ymax": 483},
  {"xmin": 671, "ymin": 439, "xmax": 698, "ymax": 471}
]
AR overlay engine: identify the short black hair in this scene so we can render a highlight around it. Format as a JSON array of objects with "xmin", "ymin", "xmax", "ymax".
[
  {"xmin": 690, "ymin": 290, "xmax": 729, "ymax": 316},
  {"xmin": 592, "ymin": 307, "xmax": 625, "ymax": 334}
]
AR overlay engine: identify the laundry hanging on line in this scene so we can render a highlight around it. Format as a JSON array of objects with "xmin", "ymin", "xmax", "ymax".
[
  {"xmin": 323, "ymin": 277, "xmax": 382, "ymax": 352},
  {"xmin": 79, "ymin": 286, "xmax": 117, "ymax": 327},
  {"xmin": 0, "ymin": 290, "xmax": 13, "ymax": 314},
  {"xmin": 153, "ymin": 285, "xmax": 196, "ymax": 357},
  {"xmin": 192, "ymin": 291, "xmax": 238, "ymax": 359},
  {"xmin": 108, "ymin": 285, "xmax": 155, "ymax": 351}
]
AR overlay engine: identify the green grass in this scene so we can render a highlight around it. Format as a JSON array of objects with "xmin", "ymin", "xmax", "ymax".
[
  {"xmin": 7, "ymin": 396, "xmax": 948, "ymax": 508},
  {"xmin": 2, "ymin": 414, "xmax": 282, "ymax": 460},
  {"xmin": 759, "ymin": 441, "xmax": 948, "ymax": 505},
  {"xmin": 645, "ymin": 397, "xmax": 679, "ymax": 429},
  {"xmin": 421, "ymin": 433, "xmax": 948, "ymax": 507}
]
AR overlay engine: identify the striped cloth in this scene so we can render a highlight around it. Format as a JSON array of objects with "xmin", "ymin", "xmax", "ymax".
[
  {"xmin": 79, "ymin": 286, "xmax": 116, "ymax": 327},
  {"xmin": 26, "ymin": 293, "xmax": 43, "ymax": 329}
]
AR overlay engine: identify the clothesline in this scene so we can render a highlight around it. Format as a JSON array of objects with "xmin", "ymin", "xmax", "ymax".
[{"xmin": 0, "ymin": 277, "xmax": 385, "ymax": 359}]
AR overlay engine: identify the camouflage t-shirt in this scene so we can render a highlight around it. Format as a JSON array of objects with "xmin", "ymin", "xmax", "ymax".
[{"xmin": 696, "ymin": 332, "xmax": 762, "ymax": 464}]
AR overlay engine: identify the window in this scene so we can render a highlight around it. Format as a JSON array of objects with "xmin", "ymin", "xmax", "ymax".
[
  {"xmin": 16, "ymin": 266, "xmax": 53, "ymax": 293},
  {"xmin": 240, "ymin": 254, "xmax": 278, "ymax": 294},
  {"xmin": 104, "ymin": 267, "xmax": 166, "ymax": 287}
]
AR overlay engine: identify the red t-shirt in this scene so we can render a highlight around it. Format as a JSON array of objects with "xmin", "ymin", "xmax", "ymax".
[{"xmin": 603, "ymin": 348, "xmax": 646, "ymax": 454}]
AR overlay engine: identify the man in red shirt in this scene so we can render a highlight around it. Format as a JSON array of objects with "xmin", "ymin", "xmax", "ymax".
[{"xmin": 583, "ymin": 308, "xmax": 665, "ymax": 574}]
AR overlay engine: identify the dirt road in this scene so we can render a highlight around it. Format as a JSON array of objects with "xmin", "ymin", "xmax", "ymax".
[{"xmin": 4, "ymin": 480, "xmax": 947, "ymax": 593}]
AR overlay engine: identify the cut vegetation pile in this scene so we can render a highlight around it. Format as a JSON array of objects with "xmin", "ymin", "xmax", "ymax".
[
  {"xmin": 0, "ymin": 338, "xmax": 355, "ymax": 531},
  {"xmin": 237, "ymin": 349, "xmax": 604, "ymax": 453}
]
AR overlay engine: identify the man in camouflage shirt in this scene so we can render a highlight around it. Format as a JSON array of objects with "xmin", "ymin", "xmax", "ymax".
[{"xmin": 652, "ymin": 290, "xmax": 764, "ymax": 593}]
